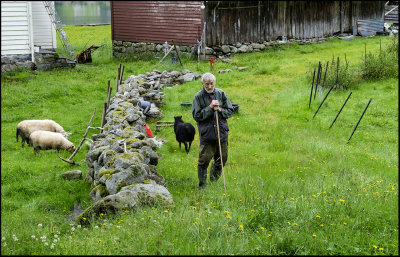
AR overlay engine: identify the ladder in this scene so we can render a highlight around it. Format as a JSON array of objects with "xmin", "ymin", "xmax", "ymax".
[{"xmin": 42, "ymin": 1, "xmax": 75, "ymax": 60}]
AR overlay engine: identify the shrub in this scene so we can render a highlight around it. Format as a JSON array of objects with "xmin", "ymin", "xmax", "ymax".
[{"xmin": 360, "ymin": 35, "xmax": 398, "ymax": 80}]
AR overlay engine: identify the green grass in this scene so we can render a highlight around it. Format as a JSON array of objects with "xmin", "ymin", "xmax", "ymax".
[{"xmin": 1, "ymin": 25, "xmax": 398, "ymax": 255}]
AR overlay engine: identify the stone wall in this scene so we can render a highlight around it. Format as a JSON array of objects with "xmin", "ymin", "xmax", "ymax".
[
  {"xmin": 1, "ymin": 50, "xmax": 75, "ymax": 74},
  {"xmin": 79, "ymin": 69, "xmax": 201, "ymax": 222},
  {"xmin": 112, "ymin": 37, "xmax": 327, "ymax": 59}
]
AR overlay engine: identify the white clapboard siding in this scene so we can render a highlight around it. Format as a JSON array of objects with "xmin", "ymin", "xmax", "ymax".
[
  {"xmin": 32, "ymin": 1, "xmax": 56, "ymax": 49},
  {"xmin": 1, "ymin": 1, "xmax": 31, "ymax": 55}
]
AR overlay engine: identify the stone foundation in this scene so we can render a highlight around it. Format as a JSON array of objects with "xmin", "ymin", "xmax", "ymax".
[
  {"xmin": 1, "ymin": 49, "xmax": 75, "ymax": 74},
  {"xmin": 112, "ymin": 37, "xmax": 327, "ymax": 59}
]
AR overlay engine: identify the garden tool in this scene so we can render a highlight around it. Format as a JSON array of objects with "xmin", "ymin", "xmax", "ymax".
[{"xmin": 214, "ymin": 107, "xmax": 226, "ymax": 193}]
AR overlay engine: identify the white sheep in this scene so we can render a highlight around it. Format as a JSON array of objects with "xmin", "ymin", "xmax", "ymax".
[
  {"xmin": 29, "ymin": 130, "xmax": 75, "ymax": 155},
  {"xmin": 16, "ymin": 119, "xmax": 71, "ymax": 148}
]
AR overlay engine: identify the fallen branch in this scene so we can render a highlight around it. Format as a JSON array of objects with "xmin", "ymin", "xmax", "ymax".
[{"xmin": 60, "ymin": 108, "xmax": 97, "ymax": 165}]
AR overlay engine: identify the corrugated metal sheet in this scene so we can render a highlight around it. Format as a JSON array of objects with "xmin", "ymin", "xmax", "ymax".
[
  {"xmin": 357, "ymin": 18, "xmax": 384, "ymax": 36},
  {"xmin": 385, "ymin": 4, "xmax": 399, "ymax": 23},
  {"xmin": 111, "ymin": 1, "xmax": 203, "ymax": 46}
]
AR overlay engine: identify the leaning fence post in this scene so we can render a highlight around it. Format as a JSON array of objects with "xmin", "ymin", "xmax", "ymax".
[
  {"xmin": 314, "ymin": 61, "xmax": 321, "ymax": 99},
  {"xmin": 312, "ymin": 86, "xmax": 334, "ymax": 119},
  {"xmin": 101, "ymin": 102, "xmax": 107, "ymax": 128},
  {"xmin": 119, "ymin": 65, "xmax": 124, "ymax": 85},
  {"xmin": 309, "ymin": 67, "xmax": 316, "ymax": 109},
  {"xmin": 329, "ymin": 91, "xmax": 352, "ymax": 129},
  {"xmin": 322, "ymin": 61, "xmax": 329, "ymax": 88},
  {"xmin": 106, "ymin": 80, "xmax": 111, "ymax": 109},
  {"xmin": 347, "ymin": 98, "xmax": 372, "ymax": 144},
  {"xmin": 116, "ymin": 64, "xmax": 121, "ymax": 92}
]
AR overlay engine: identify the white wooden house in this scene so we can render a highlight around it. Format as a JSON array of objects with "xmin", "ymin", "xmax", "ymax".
[{"xmin": 1, "ymin": 1, "xmax": 56, "ymax": 62}]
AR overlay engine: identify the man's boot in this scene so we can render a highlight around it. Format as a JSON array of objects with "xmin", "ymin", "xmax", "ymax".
[
  {"xmin": 210, "ymin": 161, "xmax": 222, "ymax": 182},
  {"xmin": 198, "ymin": 166, "xmax": 208, "ymax": 189}
]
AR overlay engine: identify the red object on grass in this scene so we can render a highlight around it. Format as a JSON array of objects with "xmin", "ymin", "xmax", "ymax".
[
  {"xmin": 210, "ymin": 57, "xmax": 214, "ymax": 70},
  {"xmin": 145, "ymin": 124, "xmax": 154, "ymax": 137}
]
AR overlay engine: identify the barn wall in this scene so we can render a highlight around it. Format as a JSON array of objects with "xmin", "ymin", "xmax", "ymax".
[
  {"xmin": 32, "ymin": 1, "xmax": 57, "ymax": 49},
  {"xmin": 111, "ymin": 1, "xmax": 203, "ymax": 46},
  {"xmin": 204, "ymin": 1, "xmax": 385, "ymax": 46},
  {"xmin": 1, "ymin": 1, "xmax": 31, "ymax": 55}
]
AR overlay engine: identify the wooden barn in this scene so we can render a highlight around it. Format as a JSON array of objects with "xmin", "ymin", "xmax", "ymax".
[
  {"xmin": 1, "ymin": 1, "xmax": 57, "ymax": 61},
  {"xmin": 111, "ymin": 1, "xmax": 386, "ymax": 49}
]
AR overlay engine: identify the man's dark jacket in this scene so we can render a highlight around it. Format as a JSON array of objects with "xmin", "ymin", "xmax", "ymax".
[{"xmin": 192, "ymin": 88, "xmax": 234, "ymax": 145}]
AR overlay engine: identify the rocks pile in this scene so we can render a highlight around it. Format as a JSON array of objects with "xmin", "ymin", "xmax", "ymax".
[{"xmin": 80, "ymin": 69, "xmax": 201, "ymax": 222}]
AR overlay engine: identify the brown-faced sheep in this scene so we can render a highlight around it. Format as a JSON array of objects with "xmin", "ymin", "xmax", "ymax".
[
  {"xmin": 29, "ymin": 130, "xmax": 75, "ymax": 155},
  {"xmin": 174, "ymin": 116, "xmax": 196, "ymax": 154},
  {"xmin": 16, "ymin": 120, "xmax": 71, "ymax": 148}
]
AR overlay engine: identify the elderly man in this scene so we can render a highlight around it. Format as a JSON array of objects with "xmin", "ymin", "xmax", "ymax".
[{"xmin": 192, "ymin": 72, "xmax": 234, "ymax": 189}]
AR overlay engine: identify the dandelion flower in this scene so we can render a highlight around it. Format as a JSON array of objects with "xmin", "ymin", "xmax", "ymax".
[
  {"xmin": 343, "ymin": 222, "xmax": 347, "ymax": 225},
  {"xmin": 339, "ymin": 199, "xmax": 345, "ymax": 203},
  {"xmin": 207, "ymin": 227, "xmax": 211, "ymax": 230},
  {"xmin": 164, "ymin": 210, "xmax": 168, "ymax": 213},
  {"xmin": 238, "ymin": 225, "xmax": 244, "ymax": 231},
  {"xmin": 224, "ymin": 211, "xmax": 229, "ymax": 214},
  {"xmin": 373, "ymin": 245, "xmax": 377, "ymax": 249},
  {"xmin": 320, "ymin": 224, "xmax": 324, "ymax": 227},
  {"xmin": 312, "ymin": 234, "xmax": 317, "ymax": 238},
  {"xmin": 293, "ymin": 223, "xmax": 298, "ymax": 226},
  {"xmin": 98, "ymin": 239, "xmax": 102, "ymax": 243},
  {"xmin": 267, "ymin": 234, "xmax": 271, "ymax": 237},
  {"xmin": 226, "ymin": 214, "xmax": 232, "ymax": 219},
  {"xmin": 379, "ymin": 248, "xmax": 383, "ymax": 251},
  {"xmin": 260, "ymin": 227, "xmax": 265, "ymax": 230}
]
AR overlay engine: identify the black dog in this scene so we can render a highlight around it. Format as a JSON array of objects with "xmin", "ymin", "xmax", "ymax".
[{"xmin": 174, "ymin": 116, "xmax": 195, "ymax": 154}]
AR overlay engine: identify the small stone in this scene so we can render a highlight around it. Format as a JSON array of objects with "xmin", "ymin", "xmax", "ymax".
[
  {"xmin": 237, "ymin": 66, "xmax": 249, "ymax": 71},
  {"xmin": 61, "ymin": 170, "xmax": 82, "ymax": 180}
]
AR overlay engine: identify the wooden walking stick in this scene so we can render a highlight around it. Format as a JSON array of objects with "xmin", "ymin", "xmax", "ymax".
[{"xmin": 214, "ymin": 110, "xmax": 227, "ymax": 193}]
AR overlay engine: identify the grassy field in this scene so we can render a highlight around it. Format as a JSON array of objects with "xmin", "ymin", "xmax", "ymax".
[{"xmin": 1, "ymin": 25, "xmax": 398, "ymax": 255}]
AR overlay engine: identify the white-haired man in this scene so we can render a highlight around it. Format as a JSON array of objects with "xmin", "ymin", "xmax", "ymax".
[{"xmin": 192, "ymin": 72, "xmax": 234, "ymax": 189}]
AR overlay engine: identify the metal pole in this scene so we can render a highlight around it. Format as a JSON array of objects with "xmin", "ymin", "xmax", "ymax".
[
  {"xmin": 347, "ymin": 98, "xmax": 372, "ymax": 144},
  {"xmin": 215, "ymin": 110, "xmax": 226, "ymax": 193},
  {"xmin": 312, "ymin": 86, "xmax": 334, "ymax": 119},
  {"xmin": 309, "ymin": 67, "xmax": 316, "ymax": 109},
  {"xmin": 322, "ymin": 61, "xmax": 329, "ymax": 88},
  {"xmin": 336, "ymin": 56, "xmax": 339, "ymax": 85},
  {"xmin": 329, "ymin": 91, "xmax": 352, "ymax": 129},
  {"xmin": 314, "ymin": 62, "xmax": 321, "ymax": 99}
]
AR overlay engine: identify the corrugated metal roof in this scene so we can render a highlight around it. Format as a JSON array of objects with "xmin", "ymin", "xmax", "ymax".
[
  {"xmin": 111, "ymin": 1, "xmax": 203, "ymax": 46},
  {"xmin": 357, "ymin": 18, "xmax": 384, "ymax": 36}
]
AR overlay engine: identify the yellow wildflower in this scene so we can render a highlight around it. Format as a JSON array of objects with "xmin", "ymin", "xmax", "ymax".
[
  {"xmin": 339, "ymin": 199, "xmax": 345, "ymax": 203},
  {"xmin": 379, "ymin": 248, "xmax": 383, "ymax": 251},
  {"xmin": 260, "ymin": 227, "xmax": 265, "ymax": 230},
  {"xmin": 312, "ymin": 234, "xmax": 317, "ymax": 238},
  {"xmin": 238, "ymin": 225, "xmax": 243, "ymax": 231}
]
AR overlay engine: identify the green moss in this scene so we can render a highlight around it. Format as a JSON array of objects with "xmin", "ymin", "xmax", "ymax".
[
  {"xmin": 106, "ymin": 155, "xmax": 117, "ymax": 166},
  {"xmin": 123, "ymin": 183, "xmax": 138, "ymax": 190},
  {"xmin": 98, "ymin": 168, "xmax": 114, "ymax": 177},
  {"xmin": 117, "ymin": 181, "xmax": 127, "ymax": 192},
  {"xmin": 116, "ymin": 106, "xmax": 124, "ymax": 111},
  {"xmin": 126, "ymin": 138, "xmax": 140, "ymax": 144},
  {"xmin": 143, "ymin": 179, "xmax": 151, "ymax": 184},
  {"xmin": 93, "ymin": 184, "xmax": 108, "ymax": 197},
  {"xmin": 119, "ymin": 152, "xmax": 134, "ymax": 159},
  {"xmin": 135, "ymin": 152, "xmax": 143, "ymax": 161}
]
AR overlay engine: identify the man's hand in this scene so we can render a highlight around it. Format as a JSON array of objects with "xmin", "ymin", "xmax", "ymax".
[{"xmin": 210, "ymin": 100, "xmax": 221, "ymax": 112}]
